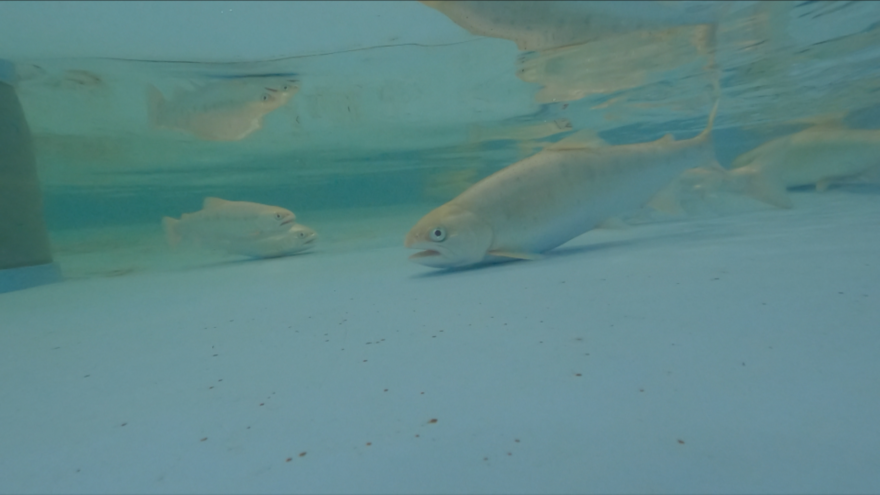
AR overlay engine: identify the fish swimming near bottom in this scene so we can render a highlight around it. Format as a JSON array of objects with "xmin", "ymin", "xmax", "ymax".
[
  {"xmin": 215, "ymin": 223, "xmax": 317, "ymax": 258},
  {"xmin": 726, "ymin": 122, "xmax": 880, "ymax": 208},
  {"xmin": 405, "ymin": 101, "xmax": 719, "ymax": 268},
  {"xmin": 162, "ymin": 197, "xmax": 296, "ymax": 247}
]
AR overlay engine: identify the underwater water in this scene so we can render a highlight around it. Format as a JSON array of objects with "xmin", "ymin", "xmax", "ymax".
[{"xmin": 1, "ymin": 1, "xmax": 879, "ymax": 493}]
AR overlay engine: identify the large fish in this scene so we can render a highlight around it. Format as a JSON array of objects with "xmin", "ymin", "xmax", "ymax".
[
  {"xmin": 215, "ymin": 223, "xmax": 318, "ymax": 258},
  {"xmin": 147, "ymin": 77, "xmax": 298, "ymax": 141},
  {"xmin": 405, "ymin": 102, "xmax": 719, "ymax": 268},
  {"xmin": 162, "ymin": 197, "xmax": 296, "ymax": 247}
]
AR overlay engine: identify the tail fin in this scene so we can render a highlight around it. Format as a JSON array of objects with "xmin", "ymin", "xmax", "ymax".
[
  {"xmin": 146, "ymin": 84, "xmax": 165, "ymax": 128},
  {"xmin": 162, "ymin": 217, "xmax": 182, "ymax": 247}
]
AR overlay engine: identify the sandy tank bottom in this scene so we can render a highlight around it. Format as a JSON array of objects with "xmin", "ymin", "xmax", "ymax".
[{"xmin": 0, "ymin": 188, "xmax": 878, "ymax": 493}]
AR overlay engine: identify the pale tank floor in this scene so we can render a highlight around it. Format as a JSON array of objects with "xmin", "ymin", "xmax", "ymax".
[{"xmin": 2, "ymin": 189, "xmax": 878, "ymax": 494}]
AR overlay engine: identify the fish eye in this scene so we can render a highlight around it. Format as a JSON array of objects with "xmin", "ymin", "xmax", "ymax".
[
  {"xmin": 262, "ymin": 94, "xmax": 271, "ymax": 101},
  {"xmin": 298, "ymin": 232, "xmax": 305, "ymax": 237},
  {"xmin": 275, "ymin": 213, "xmax": 283, "ymax": 219},
  {"xmin": 429, "ymin": 227, "xmax": 446, "ymax": 242}
]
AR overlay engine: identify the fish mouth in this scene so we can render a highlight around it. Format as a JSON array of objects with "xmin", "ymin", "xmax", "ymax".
[
  {"xmin": 281, "ymin": 219, "xmax": 295, "ymax": 225},
  {"xmin": 409, "ymin": 249, "xmax": 440, "ymax": 260}
]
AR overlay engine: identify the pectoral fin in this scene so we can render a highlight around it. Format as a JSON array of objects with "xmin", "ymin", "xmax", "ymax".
[
  {"xmin": 657, "ymin": 133, "xmax": 675, "ymax": 144},
  {"xmin": 488, "ymin": 250, "xmax": 543, "ymax": 261}
]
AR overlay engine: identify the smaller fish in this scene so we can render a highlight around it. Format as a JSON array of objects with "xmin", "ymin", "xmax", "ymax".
[
  {"xmin": 162, "ymin": 197, "xmax": 296, "ymax": 247},
  {"xmin": 216, "ymin": 223, "xmax": 318, "ymax": 258},
  {"xmin": 63, "ymin": 70, "xmax": 102, "ymax": 87},
  {"xmin": 727, "ymin": 121, "xmax": 880, "ymax": 208},
  {"xmin": 147, "ymin": 77, "xmax": 299, "ymax": 141}
]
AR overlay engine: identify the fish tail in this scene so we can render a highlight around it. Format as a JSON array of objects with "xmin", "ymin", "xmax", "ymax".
[
  {"xmin": 162, "ymin": 216, "xmax": 182, "ymax": 248},
  {"xmin": 146, "ymin": 84, "xmax": 165, "ymax": 128}
]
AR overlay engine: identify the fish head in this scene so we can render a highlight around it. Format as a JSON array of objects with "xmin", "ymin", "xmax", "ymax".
[
  {"xmin": 276, "ymin": 79, "xmax": 300, "ymax": 97},
  {"xmin": 287, "ymin": 223, "xmax": 318, "ymax": 249},
  {"xmin": 256, "ymin": 88, "xmax": 285, "ymax": 110},
  {"xmin": 405, "ymin": 204, "xmax": 493, "ymax": 268},
  {"xmin": 258, "ymin": 79, "xmax": 299, "ymax": 110},
  {"xmin": 259, "ymin": 207, "xmax": 297, "ymax": 231},
  {"xmin": 259, "ymin": 223, "xmax": 317, "ymax": 255}
]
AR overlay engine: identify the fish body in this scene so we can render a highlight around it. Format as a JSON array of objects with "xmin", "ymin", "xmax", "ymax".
[
  {"xmin": 162, "ymin": 197, "xmax": 296, "ymax": 247},
  {"xmin": 147, "ymin": 77, "xmax": 298, "ymax": 141},
  {"xmin": 420, "ymin": 1, "xmax": 721, "ymax": 51},
  {"xmin": 405, "ymin": 103, "xmax": 719, "ymax": 268},
  {"xmin": 216, "ymin": 223, "xmax": 317, "ymax": 258},
  {"xmin": 729, "ymin": 125, "xmax": 880, "ymax": 208}
]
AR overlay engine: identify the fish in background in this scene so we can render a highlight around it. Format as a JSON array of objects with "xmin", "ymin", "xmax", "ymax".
[
  {"xmin": 162, "ymin": 197, "xmax": 296, "ymax": 248},
  {"xmin": 642, "ymin": 113, "xmax": 880, "ymax": 212},
  {"xmin": 214, "ymin": 223, "xmax": 318, "ymax": 258},
  {"xmin": 723, "ymin": 118, "xmax": 880, "ymax": 208},
  {"xmin": 405, "ymin": 102, "xmax": 719, "ymax": 269},
  {"xmin": 147, "ymin": 77, "xmax": 299, "ymax": 141}
]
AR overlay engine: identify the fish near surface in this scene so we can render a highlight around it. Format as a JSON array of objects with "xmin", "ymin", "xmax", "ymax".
[
  {"xmin": 419, "ymin": 1, "xmax": 721, "ymax": 51},
  {"xmin": 147, "ymin": 77, "xmax": 299, "ymax": 141},
  {"xmin": 405, "ymin": 102, "xmax": 719, "ymax": 269},
  {"xmin": 216, "ymin": 223, "xmax": 318, "ymax": 258},
  {"xmin": 162, "ymin": 197, "xmax": 296, "ymax": 247},
  {"xmin": 727, "ymin": 123, "xmax": 880, "ymax": 208}
]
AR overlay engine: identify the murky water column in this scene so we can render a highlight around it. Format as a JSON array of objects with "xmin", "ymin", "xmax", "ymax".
[{"xmin": 0, "ymin": 60, "xmax": 61, "ymax": 293}]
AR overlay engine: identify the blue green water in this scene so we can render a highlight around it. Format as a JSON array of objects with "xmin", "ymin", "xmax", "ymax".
[
  {"xmin": 2, "ymin": 3, "xmax": 880, "ymax": 493},
  {"xmin": 4, "ymin": 2, "xmax": 876, "ymax": 241}
]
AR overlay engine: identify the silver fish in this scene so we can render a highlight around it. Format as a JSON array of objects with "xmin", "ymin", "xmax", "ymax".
[
  {"xmin": 162, "ymin": 197, "xmax": 296, "ymax": 247},
  {"xmin": 405, "ymin": 102, "xmax": 719, "ymax": 268},
  {"xmin": 215, "ymin": 223, "xmax": 318, "ymax": 259}
]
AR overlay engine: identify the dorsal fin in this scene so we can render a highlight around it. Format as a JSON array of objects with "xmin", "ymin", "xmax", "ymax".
[
  {"xmin": 203, "ymin": 197, "xmax": 230, "ymax": 209},
  {"xmin": 547, "ymin": 129, "xmax": 609, "ymax": 150},
  {"xmin": 657, "ymin": 133, "xmax": 675, "ymax": 144}
]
